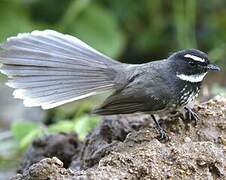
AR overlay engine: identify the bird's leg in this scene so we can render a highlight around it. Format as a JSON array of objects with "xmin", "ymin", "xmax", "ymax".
[
  {"xmin": 151, "ymin": 115, "xmax": 167, "ymax": 140},
  {"xmin": 184, "ymin": 107, "xmax": 199, "ymax": 125}
]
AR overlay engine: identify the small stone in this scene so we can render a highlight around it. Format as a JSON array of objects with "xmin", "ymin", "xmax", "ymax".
[
  {"xmin": 67, "ymin": 168, "xmax": 75, "ymax": 175},
  {"xmin": 197, "ymin": 159, "xmax": 206, "ymax": 166},
  {"xmin": 128, "ymin": 168, "xmax": 134, "ymax": 173},
  {"xmin": 218, "ymin": 136, "xmax": 226, "ymax": 146},
  {"xmin": 184, "ymin": 137, "xmax": 192, "ymax": 143},
  {"xmin": 52, "ymin": 157, "xmax": 64, "ymax": 167}
]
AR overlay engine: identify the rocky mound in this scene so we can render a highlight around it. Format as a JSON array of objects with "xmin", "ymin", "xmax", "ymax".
[{"xmin": 12, "ymin": 97, "xmax": 226, "ymax": 179}]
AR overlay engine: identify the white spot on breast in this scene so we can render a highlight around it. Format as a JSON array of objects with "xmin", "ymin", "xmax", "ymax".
[{"xmin": 180, "ymin": 85, "xmax": 187, "ymax": 94}]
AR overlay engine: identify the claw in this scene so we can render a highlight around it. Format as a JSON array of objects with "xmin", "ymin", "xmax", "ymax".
[
  {"xmin": 184, "ymin": 107, "xmax": 199, "ymax": 124},
  {"xmin": 158, "ymin": 128, "xmax": 167, "ymax": 140}
]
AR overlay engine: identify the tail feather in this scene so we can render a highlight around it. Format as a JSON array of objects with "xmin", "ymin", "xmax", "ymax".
[
  {"xmin": 0, "ymin": 47, "xmax": 109, "ymax": 68},
  {"xmin": 13, "ymin": 84, "xmax": 113, "ymax": 99},
  {"xmin": 6, "ymin": 78, "xmax": 113, "ymax": 89},
  {"xmin": 1, "ymin": 65, "xmax": 112, "ymax": 77},
  {"xmin": 0, "ymin": 30, "xmax": 120, "ymax": 109},
  {"xmin": 1, "ymin": 30, "xmax": 116, "ymax": 65}
]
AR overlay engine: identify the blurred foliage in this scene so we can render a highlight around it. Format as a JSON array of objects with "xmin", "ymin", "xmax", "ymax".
[
  {"xmin": 0, "ymin": 114, "xmax": 100, "ymax": 169},
  {"xmin": 0, "ymin": 0, "xmax": 226, "ymax": 173},
  {"xmin": 0, "ymin": 0, "xmax": 125, "ymax": 57},
  {"xmin": 11, "ymin": 121, "xmax": 40, "ymax": 142},
  {"xmin": 212, "ymin": 84, "xmax": 226, "ymax": 96},
  {"xmin": 11, "ymin": 114, "xmax": 100, "ymax": 150},
  {"xmin": 65, "ymin": 4, "xmax": 125, "ymax": 57},
  {"xmin": 0, "ymin": 0, "xmax": 226, "ymax": 64}
]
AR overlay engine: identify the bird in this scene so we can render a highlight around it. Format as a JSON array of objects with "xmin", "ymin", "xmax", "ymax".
[{"xmin": 0, "ymin": 30, "xmax": 221, "ymax": 139}]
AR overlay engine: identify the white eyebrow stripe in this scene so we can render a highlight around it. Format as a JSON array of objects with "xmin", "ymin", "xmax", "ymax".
[{"xmin": 184, "ymin": 54, "xmax": 205, "ymax": 62}]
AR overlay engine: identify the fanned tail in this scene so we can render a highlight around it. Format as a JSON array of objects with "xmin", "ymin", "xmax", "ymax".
[{"xmin": 0, "ymin": 30, "xmax": 120, "ymax": 109}]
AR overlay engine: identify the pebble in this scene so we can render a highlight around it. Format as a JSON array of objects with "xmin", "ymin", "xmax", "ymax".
[
  {"xmin": 53, "ymin": 157, "xmax": 64, "ymax": 167},
  {"xmin": 184, "ymin": 137, "xmax": 192, "ymax": 143}
]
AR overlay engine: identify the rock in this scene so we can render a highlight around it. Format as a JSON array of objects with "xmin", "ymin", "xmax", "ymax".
[
  {"xmin": 77, "ymin": 114, "xmax": 151, "ymax": 169},
  {"xmin": 11, "ymin": 97, "xmax": 226, "ymax": 179},
  {"xmin": 11, "ymin": 157, "xmax": 74, "ymax": 180},
  {"xmin": 17, "ymin": 133, "xmax": 82, "ymax": 173}
]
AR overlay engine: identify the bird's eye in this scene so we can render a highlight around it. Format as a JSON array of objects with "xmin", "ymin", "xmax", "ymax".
[{"xmin": 189, "ymin": 61, "xmax": 195, "ymax": 67}]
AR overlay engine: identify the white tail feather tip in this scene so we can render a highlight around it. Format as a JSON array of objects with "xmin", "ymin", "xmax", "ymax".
[
  {"xmin": 41, "ymin": 92, "xmax": 97, "ymax": 109},
  {"xmin": 5, "ymin": 82, "xmax": 15, "ymax": 88},
  {"xmin": 23, "ymin": 98, "xmax": 41, "ymax": 107},
  {"xmin": 13, "ymin": 89, "xmax": 26, "ymax": 99}
]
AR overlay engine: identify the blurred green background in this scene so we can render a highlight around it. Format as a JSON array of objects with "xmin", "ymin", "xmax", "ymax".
[{"xmin": 0, "ymin": 0, "xmax": 226, "ymax": 178}]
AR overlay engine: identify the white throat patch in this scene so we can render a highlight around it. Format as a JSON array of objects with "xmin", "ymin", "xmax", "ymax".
[
  {"xmin": 184, "ymin": 54, "xmax": 205, "ymax": 62},
  {"xmin": 176, "ymin": 72, "xmax": 207, "ymax": 83}
]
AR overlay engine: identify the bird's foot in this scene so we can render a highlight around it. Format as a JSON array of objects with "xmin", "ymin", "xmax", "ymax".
[
  {"xmin": 157, "ymin": 126, "xmax": 167, "ymax": 140},
  {"xmin": 151, "ymin": 115, "xmax": 168, "ymax": 140},
  {"xmin": 184, "ymin": 107, "xmax": 199, "ymax": 125}
]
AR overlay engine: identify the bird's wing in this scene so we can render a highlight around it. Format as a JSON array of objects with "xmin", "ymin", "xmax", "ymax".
[{"xmin": 93, "ymin": 87, "xmax": 168, "ymax": 115}]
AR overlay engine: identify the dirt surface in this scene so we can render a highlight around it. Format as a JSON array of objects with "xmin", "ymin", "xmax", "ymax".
[{"xmin": 11, "ymin": 96, "xmax": 226, "ymax": 179}]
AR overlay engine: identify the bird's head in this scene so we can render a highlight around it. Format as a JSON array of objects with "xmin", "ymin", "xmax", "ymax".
[{"xmin": 168, "ymin": 49, "xmax": 221, "ymax": 83}]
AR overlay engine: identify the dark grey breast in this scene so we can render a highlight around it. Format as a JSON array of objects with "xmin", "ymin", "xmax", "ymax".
[{"xmin": 94, "ymin": 60, "xmax": 173, "ymax": 115}]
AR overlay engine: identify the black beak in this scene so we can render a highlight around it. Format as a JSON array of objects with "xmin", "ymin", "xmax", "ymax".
[{"xmin": 207, "ymin": 64, "xmax": 221, "ymax": 71}]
